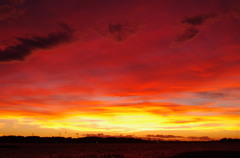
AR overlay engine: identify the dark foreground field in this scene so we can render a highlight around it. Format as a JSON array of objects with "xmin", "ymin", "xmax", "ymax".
[{"xmin": 1, "ymin": 142, "xmax": 240, "ymax": 158}]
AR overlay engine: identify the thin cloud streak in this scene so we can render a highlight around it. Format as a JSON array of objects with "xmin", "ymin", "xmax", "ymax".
[{"xmin": 147, "ymin": 134, "xmax": 185, "ymax": 139}]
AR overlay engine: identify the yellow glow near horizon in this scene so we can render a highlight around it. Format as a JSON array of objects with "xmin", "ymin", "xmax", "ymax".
[{"xmin": 1, "ymin": 103, "xmax": 239, "ymax": 138}]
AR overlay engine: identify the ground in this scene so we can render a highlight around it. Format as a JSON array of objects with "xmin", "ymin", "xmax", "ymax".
[{"xmin": 0, "ymin": 142, "xmax": 240, "ymax": 158}]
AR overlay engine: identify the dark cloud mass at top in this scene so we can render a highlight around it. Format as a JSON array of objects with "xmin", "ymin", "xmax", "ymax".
[
  {"xmin": 181, "ymin": 13, "xmax": 218, "ymax": 26},
  {"xmin": 0, "ymin": 24, "xmax": 75, "ymax": 62}
]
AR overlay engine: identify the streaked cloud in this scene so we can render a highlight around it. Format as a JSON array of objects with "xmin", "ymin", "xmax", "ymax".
[
  {"xmin": 147, "ymin": 134, "xmax": 185, "ymax": 139},
  {"xmin": 187, "ymin": 136, "xmax": 212, "ymax": 141},
  {"xmin": 181, "ymin": 13, "xmax": 218, "ymax": 26},
  {"xmin": 0, "ymin": 24, "xmax": 75, "ymax": 62}
]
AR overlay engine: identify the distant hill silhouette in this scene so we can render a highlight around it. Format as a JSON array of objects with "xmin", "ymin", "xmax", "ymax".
[
  {"xmin": 0, "ymin": 136, "xmax": 239, "ymax": 143},
  {"xmin": 219, "ymin": 138, "xmax": 240, "ymax": 143},
  {"xmin": 171, "ymin": 151, "xmax": 240, "ymax": 158}
]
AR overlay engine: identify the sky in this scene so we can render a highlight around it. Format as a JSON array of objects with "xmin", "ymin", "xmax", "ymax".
[{"xmin": 1, "ymin": 0, "xmax": 240, "ymax": 140}]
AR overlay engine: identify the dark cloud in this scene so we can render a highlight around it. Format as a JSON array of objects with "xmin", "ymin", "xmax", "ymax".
[
  {"xmin": 181, "ymin": 13, "xmax": 218, "ymax": 26},
  {"xmin": 0, "ymin": 0, "xmax": 25, "ymax": 21},
  {"xmin": 82, "ymin": 133, "xmax": 110, "ymax": 137},
  {"xmin": 146, "ymin": 134, "xmax": 185, "ymax": 139},
  {"xmin": 0, "ymin": 4, "xmax": 17, "ymax": 21},
  {"xmin": 95, "ymin": 21, "xmax": 140, "ymax": 42},
  {"xmin": 173, "ymin": 13, "xmax": 218, "ymax": 46},
  {"xmin": 187, "ymin": 136, "xmax": 211, "ymax": 141},
  {"xmin": 175, "ymin": 27, "xmax": 199, "ymax": 43},
  {"xmin": 0, "ymin": 23, "xmax": 75, "ymax": 62},
  {"xmin": 197, "ymin": 91, "xmax": 227, "ymax": 99},
  {"xmin": 108, "ymin": 23, "xmax": 139, "ymax": 41}
]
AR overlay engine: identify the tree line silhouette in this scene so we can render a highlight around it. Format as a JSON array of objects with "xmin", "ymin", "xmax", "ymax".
[
  {"xmin": 0, "ymin": 135, "xmax": 149, "ymax": 143},
  {"xmin": 0, "ymin": 135, "xmax": 239, "ymax": 144}
]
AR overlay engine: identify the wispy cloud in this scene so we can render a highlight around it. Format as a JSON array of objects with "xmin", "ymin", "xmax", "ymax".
[
  {"xmin": 95, "ymin": 21, "xmax": 141, "ymax": 42},
  {"xmin": 187, "ymin": 136, "xmax": 212, "ymax": 141},
  {"xmin": 0, "ymin": 4, "xmax": 17, "ymax": 21},
  {"xmin": 173, "ymin": 13, "xmax": 219, "ymax": 46},
  {"xmin": 0, "ymin": 23, "xmax": 75, "ymax": 62},
  {"xmin": 175, "ymin": 27, "xmax": 199, "ymax": 43},
  {"xmin": 147, "ymin": 134, "xmax": 185, "ymax": 139},
  {"xmin": 0, "ymin": 0, "xmax": 25, "ymax": 21},
  {"xmin": 181, "ymin": 13, "xmax": 218, "ymax": 26}
]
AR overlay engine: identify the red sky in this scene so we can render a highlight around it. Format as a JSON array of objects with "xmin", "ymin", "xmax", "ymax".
[{"xmin": 1, "ymin": 0, "xmax": 240, "ymax": 140}]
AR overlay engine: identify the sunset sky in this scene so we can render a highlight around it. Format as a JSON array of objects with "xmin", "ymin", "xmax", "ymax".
[{"xmin": 1, "ymin": 0, "xmax": 240, "ymax": 140}]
